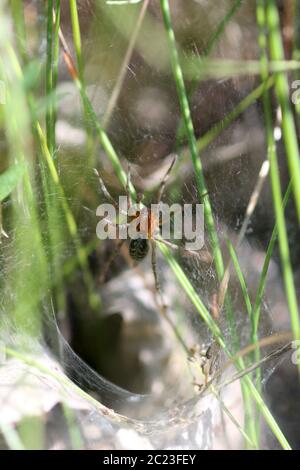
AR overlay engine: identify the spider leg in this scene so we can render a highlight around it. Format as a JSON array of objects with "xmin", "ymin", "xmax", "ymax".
[
  {"xmin": 101, "ymin": 218, "xmax": 130, "ymax": 231},
  {"xmin": 154, "ymin": 237, "xmax": 183, "ymax": 252},
  {"xmin": 154, "ymin": 237, "xmax": 199, "ymax": 256},
  {"xmin": 153, "ymin": 236, "xmax": 211, "ymax": 261},
  {"xmin": 156, "ymin": 155, "xmax": 177, "ymax": 204},
  {"xmin": 94, "ymin": 168, "xmax": 117, "ymax": 205},
  {"xmin": 94, "ymin": 168, "xmax": 128, "ymax": 217},
  {"xmin": 150, "ymin": 240, "xmax": 167, "ymax": 311},
  {"xmin": 150, "ymin": 240, "xmax": 190, "ymax": 353},
  {"xmin": 136, "ymin": 191, "xmax": 145, "ymax": 205},
  {"xmin": 98, "ymin": 239, "xmax": 125, "ymax": 284}
]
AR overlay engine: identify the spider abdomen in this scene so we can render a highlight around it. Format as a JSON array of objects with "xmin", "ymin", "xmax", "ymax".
[{"xmin": 129, "ymin": 237, "xmax": 149, "ymax": 261}]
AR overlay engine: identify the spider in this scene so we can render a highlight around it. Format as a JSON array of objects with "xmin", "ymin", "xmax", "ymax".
[{"xmin": 94, "ymin": 157, "xmax": 204, "ymax": 310}]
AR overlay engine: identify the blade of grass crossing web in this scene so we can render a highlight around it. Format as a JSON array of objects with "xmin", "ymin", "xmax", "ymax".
[
  {"xmin": 266, "ymin": 0, "xmax": 300, "ymax": 226},
  {"xmin": 10, "ymin": 0, "xmax": 26, "ymax": 62},
  {"xmin": 252, "ymin": 181, "xmax": 293, "ymax": 334},
  {"xmin": 159, "ymin": 0, "xmax": 242, "ymax": 398},
  {"xmin": 46, "ymin": 0, "xmax": 54, "ymax": 155},
  {"xmin": 257, "ymin": 0, "xmax": 300, "ymax": 369},
  {"xmin": 69, "ymin": 0, "xmax": 95, "ymax": 166},
  {"xmin": 227, "ymin": 240, "xmax": 252, "ymax": 321},
  {"xmin": 175, "ymin": 0, "xmax": 244, "ymax": 145},
  {"xmin": 52, "ymin": 1, "xmax": 61, "ymax": 129},
  {"xmin": 6, "ymin": 9, "xmax": 47, "ymax": 337},
  {"xmin": 11, "ymin": 2, "xmax": 67, "ymax": 316},
  {"xmin": 205, "ymin": 0, "xmax": 243, "ymax": 56},
  {"xmin": 159, "ymin": 0, "xmax": 225, "ymax": 282},
  {"xmin": 45, "ymin": 0, "xmax": 68, "ymax": 314}
]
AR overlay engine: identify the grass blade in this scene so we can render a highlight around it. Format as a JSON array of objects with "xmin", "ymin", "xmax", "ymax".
[
  {"xmin": 160, "ymin": 0, "xmax": 225, "ymax": 283},
  {"xmin": 266, "ymin": 0, "xmax": 300, "ymax": 225},
  {"xmin": 257, "ymin": 0, "xmax": 300, "ymax": 362},
  {"xmin": 0, "ymin": 163, "xmax": 26, "ymax": 201}
]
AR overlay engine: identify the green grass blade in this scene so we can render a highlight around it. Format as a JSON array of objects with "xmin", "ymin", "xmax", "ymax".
[
  {"xmin": 175, "ymin": 0, "xmax": 244, "ymax": 145},
  {"xmin": 195, "ymin": 77, "xmax": 274, "ymax": 154},
  {"xmin": 171, "ymin": 76, "xmax": 275, "ymax": 182},
  {"xmin": 205, "ymin": 0, "xmax": 243, "ymax": 56},
  {"xmin": 0, "ymin": 163, "xmax": 26, "ymax": 201},
  {"xmin": 102, "ymin": 0, "xmax": 150, "ymax": 128},
  {"xmin": 10, "ymin": 0, "xmax": 26, "ymax": 62},
  {"xmin": 266, "ymin": 0, "xmax": 300, "ymax": 226},
  {"xmin": 35, "ymin": 121, "xmax": 101, "ymax": 310},
  {"xmin": 257, "ymin": 0, "xmax": 300, "ymax": 358},
  {"xmin": 0, "ymin": 52, "xmax": 47, "ymax": 338},
  {"xmin": 0, "ymin": 421, "xmax": 25, "ymax": 450},
  {"xmin": 252, "ymin": 181, "xmax": 293, "ymax": 333},
  {"xmin": 227, "ymin": 240, "xmax": 252, "ymax": 320},
  {"xmin": 52, "ymin": 1, "xmax": 61, "ymax": 103},
  {"xmin": 69, "ymin": 0, "xmax": 95, "ymax": 166},
  {"xmin": 160, "ymin": 0, "xmax": 225, "ymax": 283},
  {"xmin": 46, "ymin": 0, "xmax": 54, "ymax": 155},
  {"xmin": 69, "ymin": 0, "xmax": 84, "ymax": 81}
]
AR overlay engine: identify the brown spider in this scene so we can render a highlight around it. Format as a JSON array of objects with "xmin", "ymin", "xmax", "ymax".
[{"xmin": 94, "ymin": 157, "xmax": 202, "ymax": 309}]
